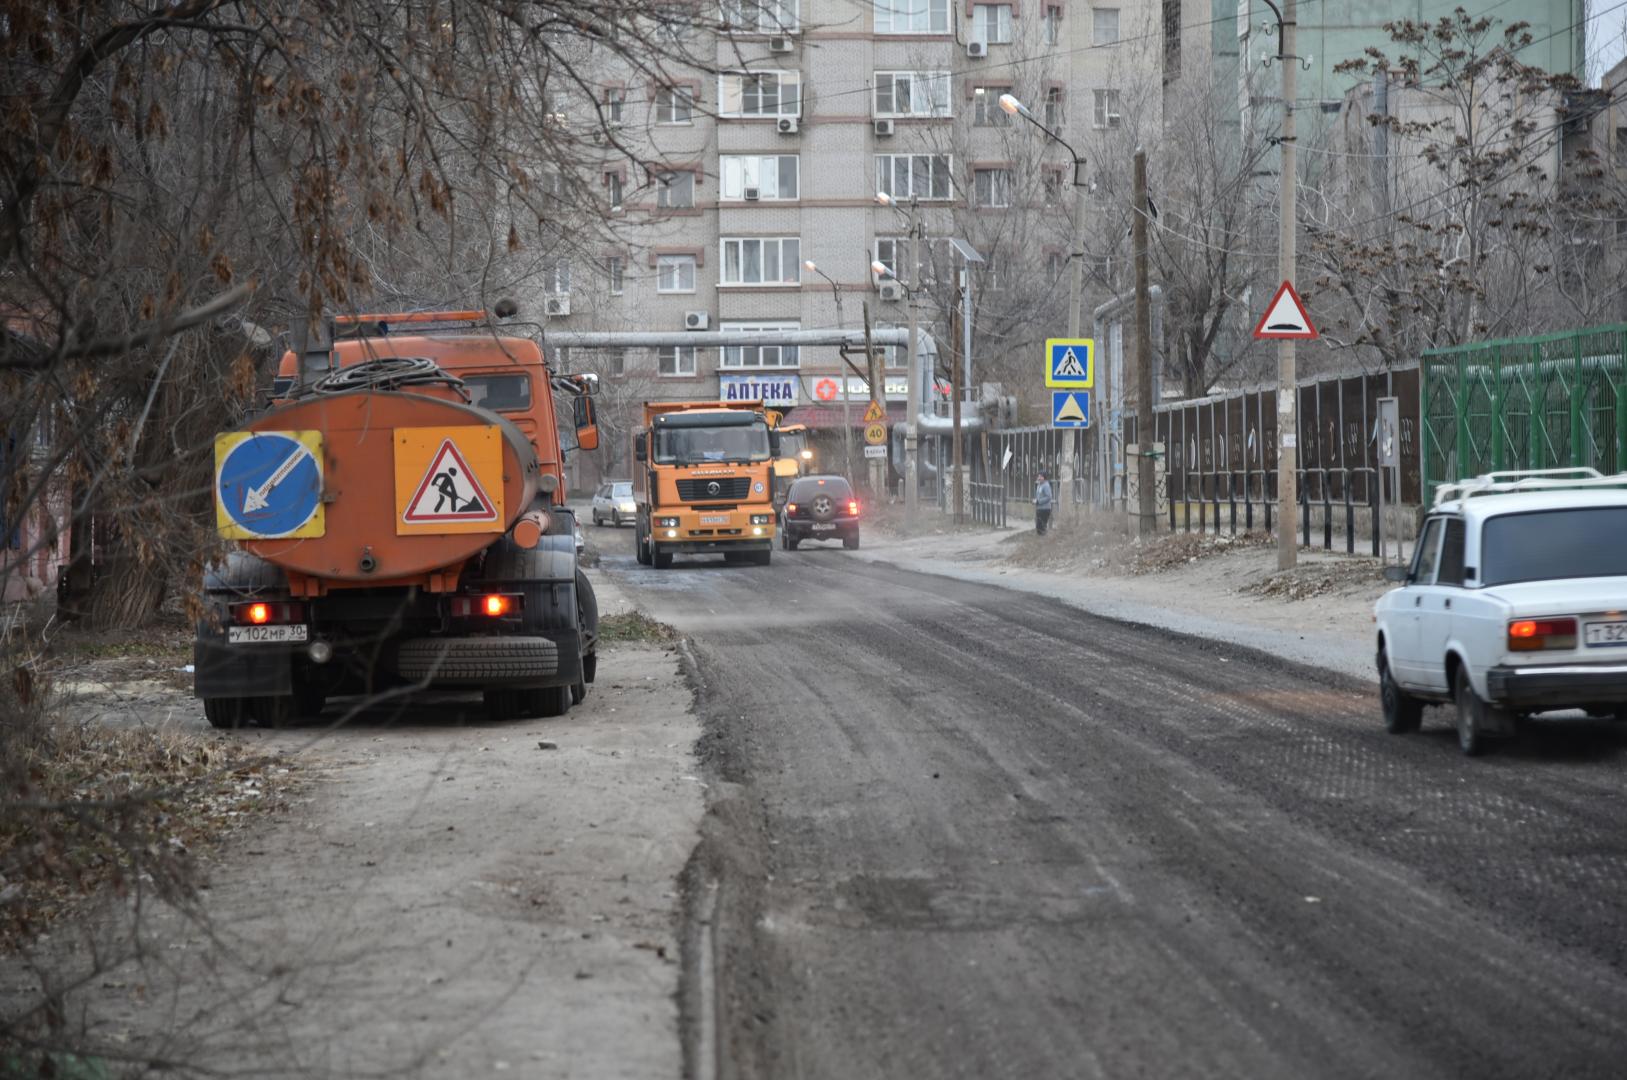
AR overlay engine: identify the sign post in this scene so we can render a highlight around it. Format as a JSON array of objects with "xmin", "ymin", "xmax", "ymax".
[{"xmin": 1253, "ymin": 277, "xmax": 1318, "ymax": 568}]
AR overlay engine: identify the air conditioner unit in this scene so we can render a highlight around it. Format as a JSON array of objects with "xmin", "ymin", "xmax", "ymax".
[
  {"xmin": 878, "ymin": 281, "xmax": 903, "ymax": 302},
  {"xmin": 545, "ymin": 294, "xmax": 571, "ymax": 316},
  {"xmin": 684, "ymin": 310, "xmax": 710, "ymax": 331},
  {"xmin": 743, "ymin": 186, "xmax": 761, "ymax": 200},
  {"xmin": 966, "ymin": 40, "xmax": 988, "ymax": 58},
  {"xmin": 770, "ymin": 36, "xmax": 793, "ymax": 53},
  {"xmin": 873, "ymin": 118, "xmax": 895, "ymax": 137},
  {"xmin": 776, "ymin": 116, "xmax": 800, "ymax": 134}
]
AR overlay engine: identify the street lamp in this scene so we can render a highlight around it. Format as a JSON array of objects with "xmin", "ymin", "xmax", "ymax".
[
  {"xmin": 803, "ymin": 259, "xmax": 853, "ymax": 482},
  {"xmin": 875, "ymin": 189, "xmax": 923, "ymax": 526}
]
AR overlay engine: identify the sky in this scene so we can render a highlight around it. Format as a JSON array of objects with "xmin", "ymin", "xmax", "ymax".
[{"xmin": 1588, "ymin": 0, "xmax": 1627, "ymax": 83}]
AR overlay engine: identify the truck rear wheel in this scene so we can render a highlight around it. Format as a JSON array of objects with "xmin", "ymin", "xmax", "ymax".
[{"xmin": 203, "ymin": 697, "xmax": 253, "ymax": 730}]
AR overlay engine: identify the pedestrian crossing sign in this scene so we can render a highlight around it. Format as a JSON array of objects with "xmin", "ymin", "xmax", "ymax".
[
  {"xmin": 1052, "ymin": 390, "xmax": 1091, "ymax": 428},
  {"xmin": 1045, "ymin": 338, "xmax": 1094, "ymax": 388}
]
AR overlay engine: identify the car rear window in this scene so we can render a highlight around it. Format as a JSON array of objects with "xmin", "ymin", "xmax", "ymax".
[
  {"xmin": 1480, "ymin": 507, "xmax": 1627, "ymax": 586},
  {"xmin": 789, "ymin": 478, "xmax": 852, "ymax": 501}
]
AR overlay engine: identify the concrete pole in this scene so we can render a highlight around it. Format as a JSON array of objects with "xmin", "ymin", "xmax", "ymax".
[
  {"xmin": 863, "ymin": 301, "xmax": 884, "ymax": 497},
  {"xmin": 951, "ymin": 297, "xmax": 964, "ymax": 524},
  {"xmin": 1277, "ymin": 0, "xmax": 1299, "ymax": 570},
  {"xmin": 1061, "ymin": 170, "xmax": 1089, "ymax": 517},
  {"xmin": 1133, "ymin": 149, "xmax": 1156, "ymax": 537},
  {"xmin": 904, "ymin": 197, "xmax": 922, "ymax": 527}
]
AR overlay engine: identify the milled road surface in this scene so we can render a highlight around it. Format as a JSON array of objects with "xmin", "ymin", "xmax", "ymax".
[{"xmin": 594, "ymin": 523, "xmax": 1627, "ymax": 1080}]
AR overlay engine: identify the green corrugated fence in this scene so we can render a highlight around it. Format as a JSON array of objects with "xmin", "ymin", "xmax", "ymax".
[{"xmin": 1421, "ymin": 326, "xmax": 1627, "ymax": 502}]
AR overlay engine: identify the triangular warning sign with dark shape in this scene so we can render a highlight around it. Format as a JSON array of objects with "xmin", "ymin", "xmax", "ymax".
[
  {"xmin": 1054, "ymin": 349, "xmax": 1087, "ymax": 379},
  {"xmin": 1055, "ymin": 393, "xmax": 1087, "ymax": 424},
  {"xmin": 403, "ymin": 439, "xmax": 500, "ymax": 524},
  {"xmin": 1252, "ymin": 280, "xmax": 1318, "ymax": 340},
  {"xmin": 862, "ymin": 399, "xmax": 887, "ymax": 424}
]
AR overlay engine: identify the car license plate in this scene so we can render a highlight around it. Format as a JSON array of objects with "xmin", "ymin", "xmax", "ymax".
[
  {"xmin": 700, "ymin": 514, "xmax": 728, "ymax": 525},
  {"xmin": 812, "ymin": 523, "xmax": 835, "ymax": 532},
  {"xmin": 228, "ymin": 624, "xmax": 308, "ymax": 644},
  {"xmin": 1584, "ymin": 619, "xmax": 1627, "ymax": 647}
]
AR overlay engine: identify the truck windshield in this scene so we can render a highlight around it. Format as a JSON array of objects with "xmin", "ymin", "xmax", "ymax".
[
  {"xmin": 1480, "ymin": 507, "xmax": 1627, "ymax": 586},
  {"xmin": 654, "ymin": 422, "xmax": 771, "ymax": 464}
]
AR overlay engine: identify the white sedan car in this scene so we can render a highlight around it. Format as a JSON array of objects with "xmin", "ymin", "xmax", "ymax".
[
  {"xmin": 590, "ymin": 481, "xmax": 636, "ymax": 527},
  {"xmin": 1374, "ymin": 471, "xmax": 1627, "ymax": 755}
]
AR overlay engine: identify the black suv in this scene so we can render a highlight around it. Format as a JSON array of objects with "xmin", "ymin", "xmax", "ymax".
[{"xmin": 781, "ymin": 475, "xmax": 860, "ymax": 550}]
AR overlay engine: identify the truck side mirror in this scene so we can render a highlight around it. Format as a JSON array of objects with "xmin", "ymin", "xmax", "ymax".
[
  {"xmin": 769, "ymin": 431, "xmax": 782, "ymax": 456},
  {"xmin": 634, "ymin": 432, "xmax": 647, "ymax": 463},
  {"xmin": 572, "ymin": 395, "xmax": 599, "ymax": 452}
]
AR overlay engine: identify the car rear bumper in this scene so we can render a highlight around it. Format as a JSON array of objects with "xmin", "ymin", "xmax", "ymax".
[
  {"xmin": 1486, "ymin": 662, "xmax": 1627, "ymax": 708},
  {"xmin": 784, "ymin": 518, "xmax": 858, "ymax": 539}
]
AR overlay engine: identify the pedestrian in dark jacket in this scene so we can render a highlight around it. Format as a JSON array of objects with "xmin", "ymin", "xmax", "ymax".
[{"xmin": 1034, "ymin": 472, "xmax": 1054, "ymax": 535}]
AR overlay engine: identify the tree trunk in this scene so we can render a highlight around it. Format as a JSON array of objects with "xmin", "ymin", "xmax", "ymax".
[{"xmin": 85, "ymin": 549, "xmax": 166, "ymax": 631}]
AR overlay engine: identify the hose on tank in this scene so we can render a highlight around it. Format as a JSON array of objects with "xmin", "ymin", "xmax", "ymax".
[{"xmin": 296, "ymin": 356, "xmax": 470, "ymax": 400}]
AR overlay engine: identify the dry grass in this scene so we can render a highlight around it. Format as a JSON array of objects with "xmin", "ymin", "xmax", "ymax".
[
  {"xmin": 597, "ymin": 611, "xmax": 679, "ymax": 644},
  {"xmin": 1241, "ymin": 558, "xmax": 1388, "ymax": 602}
]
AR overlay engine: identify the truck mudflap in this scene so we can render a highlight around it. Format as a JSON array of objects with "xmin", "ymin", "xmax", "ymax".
[{"xmin": 195, "ymin": 552, "xmax": 295, "ymax": 699}]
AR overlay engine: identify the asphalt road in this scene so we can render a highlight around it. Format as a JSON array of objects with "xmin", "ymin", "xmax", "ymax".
[{"xmin": 592, "ymin": 523, "xmax": 1627, "ymax": 1080}]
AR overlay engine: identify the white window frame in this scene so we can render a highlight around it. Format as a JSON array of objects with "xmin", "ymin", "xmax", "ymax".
[
  {"xmin": 1043, "ymin": 5, "xmax": 1061, "ymax": 45},
  {"xmin": 657, "ymin": 346, "xmax": 697, "ymax": 377},
  {"xmin": 872, "ymin": 321, "xmax": 905, "ymax": 368},
  {"xmin": 973, "ymin": 168, "xmax": 1011, "ymax": 208},
  {"xmin": 874, "ymin": 237, "xmax": 943, "ymax": 287},
  {"xmin": 719, "ymin": 71, "xmax": 802, "ymax": 118},
  {"xmin": 1044, "ymin": 86, "xmax": 1065, "ymax": 129},
  {"xmin": 1093, "ymin": 88, "xmax": 1122, "ymax": 128},
  {"xmin": 974, "ymin": 86, "xmax": 1014, "ymax": 126},
  {"xmin": 720, "ymin": 0, "xmax": 799, "ymax": 33},
  {"xmin": 875, "ymin": 154, "xmax": 952, "ymax": 201},
  {"xmin": 543, "ymin": 260, "xmax": 572, "ymax": 295},
  {"xmin": 607, "ymin": 256, "xmax": 625, "ymax": 295},
  {"xmin": 875, "ymin": 0, "xmax": 950, "ymax": 34},
  {"xmin": 604, "ymin": 87, "xmax": 625, "ymax": 124},
  {"xmin": 606, "ymin": 172, "xmax": 624, "ymax": 209},
  {"xmin": 719, "ymin": 321, "xmax": 801, "ymax": 369},
  {"xmin": 971, "ymin": 4, "xmax": 1013, "ymax": 45},
  {"xmin": 721, "ymin": 155, "xmax": 800, "ymax": 200},
  {"xmin": 720, "ymin": 237, "xmax": 802, "ymax": 286},
  {"xmin": 873, "ymin": 71, "xmax": 952, "ymax": 118},
  {"xmin": 655, "ymin": 86, "xmax": 694, "ymax": 124},
  {"xmin": 656, "ymin": 254, "xmax": 697, "ymax": 293},
  {"xmin": 1091, "ymin": 6, "xmax": 1119, "ymax": 45},
  {"xmin": 657, "ymin": 171, "xmax": 695, "ymax": 208}
]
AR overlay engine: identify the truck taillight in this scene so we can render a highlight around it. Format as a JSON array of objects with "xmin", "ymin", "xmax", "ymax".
[
  {"xmin": 848, "ymin": 500, "xmax": 859, "ymax": 516},
  {"xmin": 231, "ymin": 601, "xmax": 305, "ymax": 625},
  {"xmin": 450, "ymin": 594, "xmax": 523, "ymax": 618},
  {"xmin": 1508, "ymin": 617, "xmax": 1577, "ymax": 651}
]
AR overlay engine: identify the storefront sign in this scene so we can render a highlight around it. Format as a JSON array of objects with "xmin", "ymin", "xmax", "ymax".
[{"xmin": 720, "ymin": 374, "xmax": 799, "ymax": 406}]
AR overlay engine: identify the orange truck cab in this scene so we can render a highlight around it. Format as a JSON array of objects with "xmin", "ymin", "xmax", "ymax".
[
  {"xmin": 194, "ymin": 305, "xmax": 602, "ymax": 726},
  {"xmin": 632, "ymin": 400, "xmax": 777, "ymax": 568}
]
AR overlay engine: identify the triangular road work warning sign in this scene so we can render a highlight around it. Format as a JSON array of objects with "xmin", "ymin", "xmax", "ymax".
[
  {"xmin": 403, "ymin": 439, "xmax": 500, "ymax": 524},
  {"xmin": 862, "ymin": 399, "xmax": 887, "ymax": 424},
  {"xmin": 1252, "ymin": 280, "xmax": 1318, "ymax": 340}
]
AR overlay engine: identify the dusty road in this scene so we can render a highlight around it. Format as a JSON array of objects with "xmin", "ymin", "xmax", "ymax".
[{"xmin": 595, "ymin": 524, "xmax": 1627, "ymax": 1080}]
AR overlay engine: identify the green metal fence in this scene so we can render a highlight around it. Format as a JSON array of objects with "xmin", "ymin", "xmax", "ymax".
[{"xmin": 1421, "ymin": 326, "xmax": 1627, "ymax": 502}]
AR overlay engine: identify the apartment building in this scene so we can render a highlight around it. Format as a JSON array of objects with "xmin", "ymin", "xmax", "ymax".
[{"xmin": 549, "ymin": 0, "xmax": 1162, "ymax": 481}]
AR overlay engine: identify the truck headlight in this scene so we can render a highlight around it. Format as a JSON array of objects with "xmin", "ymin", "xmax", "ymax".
[
  {"xmin": 657, "ymin": 517, "xmax": 679, "ymax": 528},
  {"xmin": 750, "ymin": 514, "xmax": 772, "ymax": 525}
]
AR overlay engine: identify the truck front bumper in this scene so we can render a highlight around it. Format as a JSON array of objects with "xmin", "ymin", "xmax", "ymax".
[{"xmin": 1486, "ymin": 662, "xmax": 1627, "ymax": 709}]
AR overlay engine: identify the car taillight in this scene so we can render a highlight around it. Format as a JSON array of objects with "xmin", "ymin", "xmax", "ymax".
[
  {"xmin": 1508, "ymin": 617, "xmax": 1577, "ymax": 651},
  {"xmin": 231, "ymin": 601, "xmax": 305, "ymax": 625},
  {"xmin": 848, "ymin": 500, "xmax": 859, "ymax": 516},
  {"xmin": 785, "ymin": 503, "xmax": 798, "ymax": 514},
  {"xmin": 450, "ymin": 593, "xmax": 523, "ymax": 618}
]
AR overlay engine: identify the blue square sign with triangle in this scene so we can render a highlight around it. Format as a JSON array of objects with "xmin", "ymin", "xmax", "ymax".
[
  {"xmin": 1052, "ymin": 390, "xmax": 1091, "ymax": 428},
  {"xmin": 1045, "ymin": 338, "xmax": 1094, "ymax": 388}
]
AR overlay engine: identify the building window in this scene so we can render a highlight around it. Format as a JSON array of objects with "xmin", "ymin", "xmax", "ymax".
[
  {"xmin": 1044, "ymin": 86, "xmax": 1065, "ymax": 128},
  {"xmin": 719, "ymin": 71, "xmax": 802, "ymax": 117},
  {"xmin": 720, "ymin": 237, "xmax": 801, "ymax": 285},
  {"xmin": 658, "ymin": 346, "xmax": 697, "ymax": 376},
  {"xmin": 874, "ymin": 71, "xmax": 952, "ymax": 118},
  {"xmin": 607, "ymin": 256, "xmax": 625, "ymax": 295},
  {"xmin": 1163, "ymin": 0, "xmax": 1182, "ymax": 77},
  {"xmin": 606, "ymin": 172, "xmax": 624, "ymax": 209},
  {"xmin": 1042, "ymin": 168, "xmax": 1063, "ymax": 205},
  {"xmin": 875, "ymin": 154, "xmax": 952, "ymax": 201},
  {"xmin": 657, "ymin": 254, "xmax": 697, "ymax": 293},
  {"xmin": 655, "ymin": 87, "xmax": 694, "ymax": 124},
  {"xmin": 608, "ymin": 348, "xmax": 627, "ymax": 376},
  {"xmin": 980, "ymin": 251, "xmax": 1005, "ymax": 291},
  {"xmin": 971, "ymin": 4, "xmax": 1012, "ymax": 45},
  {"xmin": 1046, "ymin": 251, "xmax": 1066, "ymax": 279},
  {"xmin": 657, "ymin": 171, "xmax": 695, "ymax": 208},
  {"xmin": 1092, "ymin": 6, "xmax": 1119, "ymax": 45},
  {"xmin": 543, "ymin": 260, "xmax": 571, "ymax": 294},
  {"xmin": 721, "ymin": 0, "xmax": 799, "ymax": 33},
  {"xmin": 604, "ymin": 87, "xmax": 625, "ymax": 124},
  {"xmin": 721, "ymin": 155, "xmax": 799, "ymax": 200},
  {"xmin": 974, "ymin": 87, "xmax": 1013, "ymax": 126},
  {"xmin": 721, "ymin": 322, "xmax": 800, "ymax": 368},
  {"xmin": 873, "ymin": 321, "xmax": 904, "ymax": 368},
  {"xmin": 1616, "ymin": 125, "xmax": 1627, "ymax": 166},
  {"xmin": 1093, "ymin": 88, "xmax": 1122, "ymax": 128},
  {"xmin": 875, "ymin": 238, "xmax": 940, "ymax": 286},
  {"xmin": 973, "ymin": 168, "xmax": 1011, "ymax": 208},
  {"xmin": 875, "ymin": 0, "xmax": 950, "ymax": 34},
  {"xmin": 1044, "ymin": 5, "xmax": 1062, "ymax": 44}
]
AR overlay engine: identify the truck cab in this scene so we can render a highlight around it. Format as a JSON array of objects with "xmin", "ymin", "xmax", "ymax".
[{"xmin": 632, "ymin": 401, "xmax": 776, "ymax": 568}]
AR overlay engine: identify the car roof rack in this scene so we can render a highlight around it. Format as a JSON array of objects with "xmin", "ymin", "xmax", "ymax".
[{"xmin": 1432, "ymin": 467, "xmax": 1627, "ymax": 506}]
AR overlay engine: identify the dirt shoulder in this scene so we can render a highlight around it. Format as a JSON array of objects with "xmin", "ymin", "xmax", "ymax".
[{"xmin": 2, "ymin": 569, "xmax": 702, "ymax": 1079}]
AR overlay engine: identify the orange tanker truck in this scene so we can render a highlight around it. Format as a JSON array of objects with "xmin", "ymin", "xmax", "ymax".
[
  {"xmin": 194, "ymin": 303, "xmax": 601, "ymax": 726},
  {"xmin": 632, "ymin": 400, "xmax": 777, "ymax": 568}
]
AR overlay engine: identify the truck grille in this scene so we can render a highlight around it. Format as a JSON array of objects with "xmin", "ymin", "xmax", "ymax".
[{"xmin": 678, "ymin": 477, "xmax": 751, "ymax": 501}]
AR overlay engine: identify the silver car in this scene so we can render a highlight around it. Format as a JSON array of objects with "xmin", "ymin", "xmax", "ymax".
[{"xmin": 591, "ymin": 480, "xmax": 636, "ymax": 527}]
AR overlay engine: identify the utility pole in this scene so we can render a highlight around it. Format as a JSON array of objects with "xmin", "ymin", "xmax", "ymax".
[
  {"xmin": 863, "ymin": 301, "xmax": 884, "ymax": 497},
  {"xmin": 1132, "ymin": 148, "xmax": 1156, "ymax": 537},
  {"xmin": 1068, "ymin": 145, "xmax": 1089, "ymax": 518},
  {"xmin": 1276, "ymin": 0, "xmax": 1298, "ymax": 570},
  {"xmin": 951, "ymin": 297, "xmax": 964, "ymax": 524},
  {"xmin": 904, "ymin": 196, "xmax": 922, "ymax": 528}
]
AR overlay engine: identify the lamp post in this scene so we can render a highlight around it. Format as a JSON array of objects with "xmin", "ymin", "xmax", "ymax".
[
  {"xmin": 876, "ymin": 190, "xmax": 922, "ymax": 527},
  {"xmin": 999, "ymin": 92, "xmax": 1089, "ymax": 511},
  {"xmin": 803, "ymin": 259, "xmax": 852, "ymax": 481}
]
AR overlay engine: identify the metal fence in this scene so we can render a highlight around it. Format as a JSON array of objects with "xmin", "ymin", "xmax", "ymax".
[
  {"xmin": 1166, "ymin": 465, "xmax": 1382, "ymax": 555},
  {"xmin": 1422, "ymin": 326, "xmax": 1627, "ymax": 503}
]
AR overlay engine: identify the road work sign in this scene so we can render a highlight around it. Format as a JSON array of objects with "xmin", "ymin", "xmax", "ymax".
[
  {"xmin": 865, "ymin": 422, "xmax": 887, "ymax": 446},
  {"xmin": 1044, "ymin": 338, "xmax": 1094, "ymax": 388},
  {"xmin": 1252, "ymin": 280, "xmax": 1318, "ymax": 340},
  {"xmin": 215, "ymin": 430, "xmax": 326, "ymax": 540},
  {"xmin": 862, "ymin": 400, "xmax": 887, "ymax": 424},
  {"xmin": 396, "ymin": 426, "xmax": 504, "ymax": 535},
  {"xmin": 1052, "ymin": 390, "xmax": 1091, "ymax": 428}
]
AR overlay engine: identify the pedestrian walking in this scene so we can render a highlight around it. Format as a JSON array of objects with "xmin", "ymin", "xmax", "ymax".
[{"xmin": 1034, "ymin": 471, "xmax": 1054, "ymax": 536}]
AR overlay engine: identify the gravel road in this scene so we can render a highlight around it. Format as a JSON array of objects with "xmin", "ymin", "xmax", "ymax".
[{"xmin": 599, "ymin": 526, "xmax": 1627, "ymax": 1080}]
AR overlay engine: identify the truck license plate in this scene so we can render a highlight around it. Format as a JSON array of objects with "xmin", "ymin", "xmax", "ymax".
[
  {"xmin": 1584, "ymin": 619, "xmax": 1627, "ymax": 647},
  {"xmin": 700, "ymin": 515, "xmax": 728, "ymax": 525},
  {"xmin": 228, "ymin": 624, "xmax": 309, "ymax": 644}
]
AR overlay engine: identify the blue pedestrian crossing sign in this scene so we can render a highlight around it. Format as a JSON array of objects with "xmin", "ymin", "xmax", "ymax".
[
  {"xmin": 1052, "ymin": 390, "xmax": 1091, "ymax": 429},
  {"xmin": 1045, "ymin": 338, "xmax": 1094, "ymax": 388},
  {"xmin": 214, "ymin": 430, "xmax": 326, "ymax": 540}
]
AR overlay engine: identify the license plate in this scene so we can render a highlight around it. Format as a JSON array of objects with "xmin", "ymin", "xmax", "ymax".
[
  {"xmin": 812, "ymin": 523, "xmax": 835, "ymax": 532},
  {"xmin": 228, "ymin": 624, "xmax": 309, "ymax": 644},
  {"xmin": 700, "ymin": 514, "xmax": 728, "ymax": 525},
  {"xmin": 1584, "ymin": 619, "xmax": 1627, "ymax": 647}
]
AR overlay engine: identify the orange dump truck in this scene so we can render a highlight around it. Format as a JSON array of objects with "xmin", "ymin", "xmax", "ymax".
[
  {"xmin": 632, "ymin": 400, "xmax": 777, "ymax": 568},
  {"xmin": 194, "ymin": 305, "xmax": 601, "ymax": 726}
]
